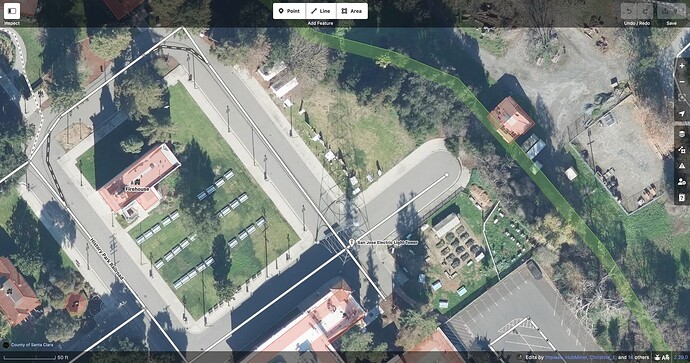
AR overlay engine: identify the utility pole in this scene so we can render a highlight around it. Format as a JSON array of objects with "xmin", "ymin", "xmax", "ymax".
[
  {"xmin": 67, "ymin": 111, "xmax": 71, "ymax": 145},
  {"xmin": 86, "ymin": 241, "xmax": 90, "ymax": 270},
  {"xmin": 263, "ymin": 207, "xmax": 269, "ymax": 279},
  {"xmin": 79, "ymin": 118, "xmax": 82, "ymax": 140},
  {"xmin": 226, "ymin": 105, "xmax": 230, "ymax": 133},
  {"xmin": 149, "ymin": 252, "xmax": 154, "ymax": 278},
  {"xmin": 302, "ymin": 205, "xmax": 306, "ymax": 231},
  {"xmin": 186, "ymin": 54, "xmax": 191, "ymax": 80},
  {"xmin": 111, "ymin": 211, "xmax": 114, "ymax": 227},
  {"xmin": 79, "ymin": 159, "xmax": 83, "ymax": 186},
  {"xmin": 286, "ymin": 233, "xmax": 290, "ymax": 261},
  {"xmin": 192, "ymin": 54, "xmax": 197, "ymax": 89},
  {"xmin": 263, "ymin": 155, "xmax": 268, "ymax": 181},
  {"xmin": 251, "ymin": 128, "xmax": 256, "ymax": 166},
  {"xmin": 289, "ymin": 106, "xmax": 293, "ymax": 137},
  {"xmin": 25, "ymin": 170, "xmax": 28, "ymax": 190}
]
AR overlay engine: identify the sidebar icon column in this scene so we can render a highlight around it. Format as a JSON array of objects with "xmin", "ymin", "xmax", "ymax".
[{"xmin": 675, "ymin": 125, "xmax": 690, "ymax": 205}]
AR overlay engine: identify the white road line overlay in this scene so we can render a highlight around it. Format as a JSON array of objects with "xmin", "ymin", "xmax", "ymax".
[
  {"xmin": 26, "ymin": 28, "xmax": 185, "ymax": 162},
  {"xmin": 0, "ymin": 28, "xmax": 47, "ymax": 156},
  {"xmin": 180, "ymin": 27, "xmax": 386, "ymax": 299},
  {"xmin": 29, "ymin": 162, "xmax": 188, "ymax": 363},
  {"xmin": 68, "ymin": 309, "xmax": 146, "ymax": 363},
  {"xmin": 188, "ymin": 246, "xmax": 351, "ymax": 362},
  {"xmin": 355, "ymin": 172, "xmax": 448, "ymax": 243}
]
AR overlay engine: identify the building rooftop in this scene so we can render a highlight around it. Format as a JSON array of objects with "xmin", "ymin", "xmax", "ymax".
[
  {"xmin": 243, "ymin": 281, "xmax": 365, "ymax": 363},
  {"xmin": 388, "ymin": 328, "xmax": 465, "ymax": 363},
  {"xmin": 101, "ymin": 0, "xmax": 144, "ymax": 20},
  {"xmin": 489, "ymin": 96, "xmax": 536, "ymax": 143},
  {"xmin": 433, "ymin": 213, "xmax": 461, "ymax": 238},
  {"xmin": 0, "ymin": 257, "xmax": 41, "ymax": 326},
  {"xmin": 98, "ymin": 143, "xmax": 180, "ymax": 214},
  {"xmin": 65, "ymin": 293, "xmax": 87, "ymax": 315}
]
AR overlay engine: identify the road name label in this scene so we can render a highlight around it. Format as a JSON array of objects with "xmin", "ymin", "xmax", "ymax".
[{"xmin": 90, "ymin": 237, "xmax": 124, "ymax": 281}]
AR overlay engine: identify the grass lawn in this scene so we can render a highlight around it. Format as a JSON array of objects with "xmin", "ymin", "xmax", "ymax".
[
  {"xmin": 484, "ymin": 211, "xmax": 531, "ymax": 272},
  {"xmin": 121, "ymin": 83, "xmax": 297, "ymax": 318},
  {"xmin": 459, "ymin": 28, "xmax": 507, "ymax": 57},
  {"xmin": 13, "ymin": 28, "xmax": 43, "ymax": 86},
  {"xmin": 290, "ymin": 83, "xmax": 415, "ymax": 190}
]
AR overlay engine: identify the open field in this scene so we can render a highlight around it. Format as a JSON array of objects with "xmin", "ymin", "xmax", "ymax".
[
  {"xmin": 289, "ymin": 82, "xmax": 416, "ymax": 191},
  {"xmin": 115, "ymin": 83, "xmax": 297, "ymax": 318},
  {"xmin": 13, "ymin": 28, "xmax": 43, "ymax": 86}
]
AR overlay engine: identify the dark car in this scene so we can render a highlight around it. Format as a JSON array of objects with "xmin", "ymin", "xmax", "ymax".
[{"xmin": 526, "ymin": 259, "xmax": 542, "ymax": 280}]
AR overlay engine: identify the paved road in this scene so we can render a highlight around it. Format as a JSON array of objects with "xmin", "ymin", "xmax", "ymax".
[{"xmin": 20, "ymin": 27, "xmax": 466, "ymax": 357}]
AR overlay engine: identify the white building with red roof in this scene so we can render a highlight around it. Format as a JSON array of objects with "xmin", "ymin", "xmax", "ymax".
[
  {"xmin": 243, "ymin": 281, "xmax": 366, "ymax": 363},
  {"xmin": 98, "ymin": 143, "xmax": 180, "ymax": 221}
]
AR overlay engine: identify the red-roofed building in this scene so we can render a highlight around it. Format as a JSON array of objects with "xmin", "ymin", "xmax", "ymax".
[
  {"xmin": 0, "ymin": 257, "xmax": 41, "ymax": 326},
  {"xmin": 488, "ymin": 96, "xmax": 536, "ymax": 143},
  {"xmin": 98, "ymin": 143, "xmax": 180, "ymax": 221},
  {"xmin": 102, "ymin": 0, "xmax": 144, "ymax": 20},
  {"xmin": 387, "ymin": 328, "xmax": 465, "ymax": 363},
  {"xmin": 65, "ymin": 293, "xmax": 87, "ymax": 316},
  {"xmin": 242, "ymin": 281, "xmax": 366, "ymax": 363}
]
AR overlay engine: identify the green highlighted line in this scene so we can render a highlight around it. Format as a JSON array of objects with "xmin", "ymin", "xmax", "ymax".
[{"xmin": 276, "ymin": 23, "xmax": 667, "ymax": 349}]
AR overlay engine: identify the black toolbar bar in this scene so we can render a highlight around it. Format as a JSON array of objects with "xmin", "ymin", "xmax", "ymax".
[{"xmin": 3, "ymin": 0, "xmax": 690, "ymax": 28}]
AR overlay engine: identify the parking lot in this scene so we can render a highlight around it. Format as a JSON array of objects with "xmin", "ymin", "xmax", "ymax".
[{"xmin": 444, "ymin": 262, "xmax": 601, "ymax": 357}]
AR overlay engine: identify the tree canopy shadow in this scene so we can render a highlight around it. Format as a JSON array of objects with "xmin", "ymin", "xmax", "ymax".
[
  {"xmin": 40, "ymin": 200, "xmax": 77, "ymax": 248},
  {"xmin": 177, "ymin": 138, "xmax": 219, "ymax": 236}
]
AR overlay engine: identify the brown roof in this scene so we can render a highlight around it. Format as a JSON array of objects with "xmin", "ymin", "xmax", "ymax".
[
  {"xmin": 65, "ymin": 293, "xmax": 87, "ymax": 315},
  {"xmin": 488, "ymin": 96, "xmax": 536, "ymax": 143},
  {"xmin": 397, "ymin": 328, "xmax": 465, "ymax": 363},
  {"xmin": 0, "ymin": 257, "xmax": 41, "ymax": 326},
  {"xmin": 101, "ymin": 0, "xmax": 144, "ymax": 20}
]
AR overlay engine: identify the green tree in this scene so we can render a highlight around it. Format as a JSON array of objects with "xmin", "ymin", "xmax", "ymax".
[
  {"xmin": 176, "ymin": 139, "xmax": 219, "ymax": 235},
  {"xmin": 115, "ymin": 67, "xmax": 165, "ymax": 121},
  {"xmin": 0, "ymin": 33, "xmax": 15, "ymax": 70},
  {"xmin": 34, "ymin": 279, "xmax": 65, "ymax": 309},
  {"xmin": 0, "ymin": 318, "xmax": 10, "ymax": 340},
  {"xmin": 43, "ymin": 309, "xmax": 80, "ymax": 342},
  {"xmin": 89, "ymin": 28, "xmax": 132, "ymax": 60},
  {"xmin": 120, "ymin": 135, "xmax": 144, "ymax": 154},
  {"xmin": 7, "ymin": 200, "xmax": 42, "ymax": 278},
  {"xmin": 395, "ymin": 309, "xmax": 437, "ymax": 350},
  {"xmin": 214, "ymin": 279, "xmax": 236, "ymax": 302},
  {"xmin": 149, "ymin": 0, "xmax": 211, "ymax": 27},
  {"xmin": 339, "ymin": 330, "xmax": 388, "ymax": 363},
  {"xmin": 211, "ymin": 234, "xmax": 230, "ymax": 282}
]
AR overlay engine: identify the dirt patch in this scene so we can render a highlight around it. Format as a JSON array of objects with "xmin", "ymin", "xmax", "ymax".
[
  {"xmin": 574, "ymin": 96, "xmax": 664, "ymax": 212},
  {"xmin": 469, "ymin": 185, "xmax": 491, "ymax": 210},
  {"xmin": 56, "ymin": 122, "xmax": 92, "ymax": 151},
  {"xmin": 79, "ymin": 38, "xmax": 110, "ymax": 86}
]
